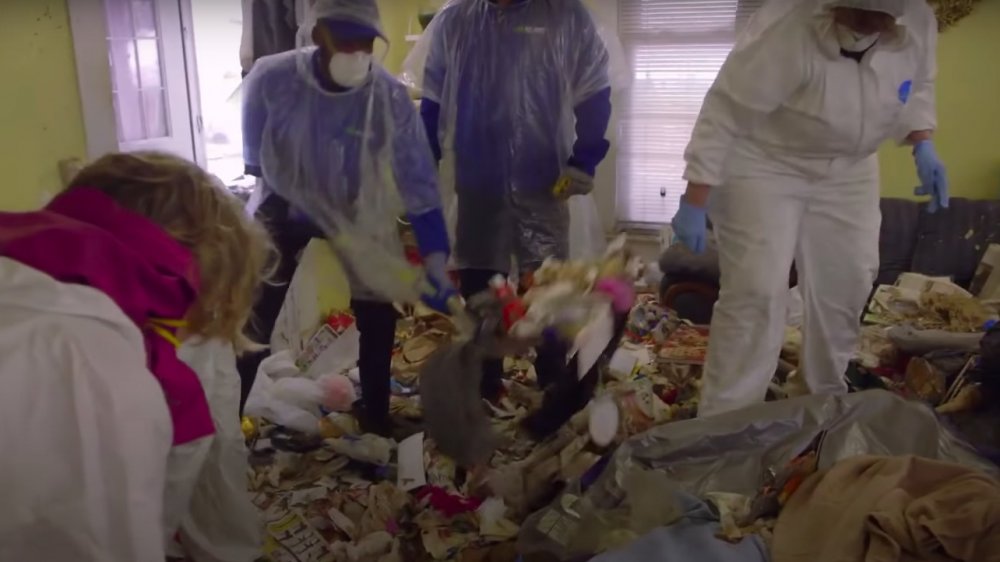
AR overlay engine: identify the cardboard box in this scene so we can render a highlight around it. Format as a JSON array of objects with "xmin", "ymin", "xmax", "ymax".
[{"xmin": 969, "ymin": 244, "xmax": 1000, "ymax": 301}]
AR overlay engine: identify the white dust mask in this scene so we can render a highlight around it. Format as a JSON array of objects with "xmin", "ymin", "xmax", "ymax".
[
  {"xmin": 328, "ymin": 51, "xmax": 372, "ymax": 88},
  {"xmin": 835, "ymin": 24, "xmax": 880, "ymax": 52}
]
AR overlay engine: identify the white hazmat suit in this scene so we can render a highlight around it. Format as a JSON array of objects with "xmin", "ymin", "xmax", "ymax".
[
  {"xmin": 0, "ymin": 257, "xmax": 172, "ymax": 561},
  {"xmin": 0, "ymin": 257, "xmax": 259, "ymax": 562},
  {"xmin": 683, "ymin": 0, "xmax": 939, "ymax": 416}
]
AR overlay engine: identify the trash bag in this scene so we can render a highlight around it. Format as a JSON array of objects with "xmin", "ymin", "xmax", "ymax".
[
  {"xmin": 519, "ymin": 390, "xmax": 996, "ymax": 560},
  {"xmin": 271, "ymin": 239, "xmax": 352, "ymax": 355},
  {"xmin": 421, "ymin": 289, "xmax": 544, "ymax": 466},
  {"xmin": 419, "ymin": 293, "xmax": 508, "ymax": 467},
  {"xmin": 245, "ymin": 352, "xmax": 324, "ymax": 434},
  {"xmin": 971, "ymin": 323, "xmax": 1000, "ymax": 394},
  {"xmin": 420, "ymin": 338, "xmax": 499, "ymax": 467}
]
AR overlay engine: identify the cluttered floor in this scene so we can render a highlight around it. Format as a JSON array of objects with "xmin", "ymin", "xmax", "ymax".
[{"xmin": 241, "ymin": 259, "xmax": 1000, "ymax": 561}]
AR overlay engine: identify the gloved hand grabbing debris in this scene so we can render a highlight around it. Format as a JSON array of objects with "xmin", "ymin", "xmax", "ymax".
[
  {"xmin": 913, "ymin": 140, "xmax": 949, "ymax": 214},
  {"xmin": 671, "ymin": 199, "xmax": 708, "ymax": 254},
  {"xmin": 553, "ymin": 166, "xmax": 596, "ymax": 199},
  {"xmin": 421, "ymin": 252, "xmax": 458, "ymax": 314}
]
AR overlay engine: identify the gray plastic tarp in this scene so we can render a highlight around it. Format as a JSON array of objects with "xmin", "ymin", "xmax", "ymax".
[{"xmin": 518, "ymin": 390, "xmax": 996, "ymax": 560}]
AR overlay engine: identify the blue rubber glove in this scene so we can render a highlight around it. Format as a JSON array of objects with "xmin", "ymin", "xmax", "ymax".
[
  {"xmin": 671, "ymin": 200, "xmax": 708, "ymax": 254},
  {"xmin": 421, "ymin": 252, "xmax": 458, "ymax": 314},
  {"xmin": 913, "ymin": 140, "xmax": 949, "ymax": 214}
]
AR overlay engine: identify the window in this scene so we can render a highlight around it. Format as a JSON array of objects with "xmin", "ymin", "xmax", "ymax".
[
  {"xmin": 616, "ymin": 0, "xmax": 762, "ymax": 226},
  {"xmin": 70, "ymin": 0, "xmax": 195, "ymax": 159},
  {"xmin": 105, "ymin": 0, "xmax": 169, "ymax": 142}
]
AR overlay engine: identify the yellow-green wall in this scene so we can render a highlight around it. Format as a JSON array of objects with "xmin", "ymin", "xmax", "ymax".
[
  {"xmin": 879, "ymin": 1, "xmax": 1000, "ymax": 200},
  {"xmin": 0, "ymin": 0, "xmax": 86, "ymax": 211},
  {"xmin": 377, "ymin": 0, "xmax": 423, "ymax": 75}
]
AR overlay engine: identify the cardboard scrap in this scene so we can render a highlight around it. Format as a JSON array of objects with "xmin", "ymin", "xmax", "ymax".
[
  {"xmin": 970, "ymin": 244, "xmax": 1000, "ymax": 301},
  {"xmin": 397, "ymin": 432, "xmax": 428, "ymax": 492},
  {"xmin": 264, "ymin": 508, "xmax": 332, "ymax": 562}
]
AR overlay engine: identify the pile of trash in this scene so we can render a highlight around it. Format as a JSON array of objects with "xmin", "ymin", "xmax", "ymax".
[
  {"xmin": 521, "ymin": 391, "xmax": 999, "ymax": 562},
  {"xmin": 239, "ymin": 240, "xmax": 716, "ymax": 561},
  {"xmin": 239, "ymin": 235, "xmax": 1000, "ymax": 561}
]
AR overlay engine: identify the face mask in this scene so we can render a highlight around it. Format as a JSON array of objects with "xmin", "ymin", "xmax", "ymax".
[
  {"xmin": 835, "ymin": 24, "xmax": 880, "ymax": 52},
  {"xmin": 328, "ymin": 51, "xmax": 372, "ymax": 88}
]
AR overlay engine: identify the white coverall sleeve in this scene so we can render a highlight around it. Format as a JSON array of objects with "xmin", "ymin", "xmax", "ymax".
[
  {"xmin": 176, "ymin": 340, "xmax": 262, "ymax": 562},
  {"xmin": 897, "ymin": 4, "xmax": 938, "ymax": 138},
  {"xmin": 0, "ymin": 320, "xmax": 172, "ymax": 562},
  {"xmin": 683, "ymin": 18, "xmax": 808, "ymax": 187}
]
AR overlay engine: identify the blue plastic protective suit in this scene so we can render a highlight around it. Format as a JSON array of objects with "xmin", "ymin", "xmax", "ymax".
[
  {"xmin": 243, "ymin": 46, "xmax": 446, "ymax": 302},
  {"xmin": 420, "ymin": 0, "xmax": 612, "ymax": 273}
]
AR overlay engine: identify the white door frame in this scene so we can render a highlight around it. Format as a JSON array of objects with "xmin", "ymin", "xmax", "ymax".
[
  {"xmin": 67, "ymin": 0, "xmax": 201, "ymax": 162},
  {"xmin": 178, "ymin": 0, "xmax": 207, "ymax": 166},
  {"xmin": 67, "ymin": 0, "xmax": 119, "ymax": 160}
]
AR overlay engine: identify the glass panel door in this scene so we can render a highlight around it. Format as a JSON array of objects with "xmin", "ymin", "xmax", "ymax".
[{"xmin": 104, "ymin": 0, "xmax": 194, "ymax": 157}]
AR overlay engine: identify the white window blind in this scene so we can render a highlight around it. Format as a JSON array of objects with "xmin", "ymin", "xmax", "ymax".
[{"xmin": 616, "ymin": 0, "xmax": 762, "ymax": 226}]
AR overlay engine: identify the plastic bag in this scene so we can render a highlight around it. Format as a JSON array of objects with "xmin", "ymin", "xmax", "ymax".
[
  {"xmin": 272, "ymin": 239, "xmax": 352, "ymax": 355},
  {"xmin": 568, "ymin": 194, "xmax": 607, "ymax": 261},
  {"xmin": 518, "ymin": 466, "xmax": 682, "ymax": 558},
  {"xmin": 301, "ymin": 324, "xmax": 361, "ymax": 379},
  {"xmin": 245, "ymin": 354, "xmax": 323, "ymax": 434}
]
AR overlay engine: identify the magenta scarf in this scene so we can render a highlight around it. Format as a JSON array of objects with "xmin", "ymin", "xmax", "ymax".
[{"xmin": 0, "ymin": 187, "xmax": 214, "ymax": 445}]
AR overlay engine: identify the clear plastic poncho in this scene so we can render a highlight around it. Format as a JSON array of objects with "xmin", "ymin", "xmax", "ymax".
[
  {"xmin": 243, "ymin": 1, "xmax": 443, "ymax": 303},
  {"xmin": 400, "ymin": 0, "xmax": 614, "ymax": 273}
]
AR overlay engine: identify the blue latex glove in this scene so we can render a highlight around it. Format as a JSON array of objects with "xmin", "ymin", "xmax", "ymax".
[
  {"xmin": 671, "ymin": 200, "xmax": 708, "ymax": 254},
  {"xmin": 421, "ymin": 252, "xmax": 458, "ymax": 314},
  {"xmin": 913, "ymin": 140, "xmax": 949, "ymax": 214}
]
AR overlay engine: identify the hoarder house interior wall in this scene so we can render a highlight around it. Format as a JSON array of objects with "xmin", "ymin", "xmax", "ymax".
[{"xmin": 1, "ymin": 0, "xmax": 997, "ymax": 221}]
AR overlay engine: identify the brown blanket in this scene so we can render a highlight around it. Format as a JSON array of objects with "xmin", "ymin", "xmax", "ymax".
[{"xmin": 772, "ymin": 455, "xmax": 1000, "ymax": 562}]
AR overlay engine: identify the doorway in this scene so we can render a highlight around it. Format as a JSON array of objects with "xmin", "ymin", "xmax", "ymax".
[
  {"xmin": 69, "ymin": 0, "xmax": 251, "ymax": 188},
  {"xmin": 186, "ymin": 0, "xmax": 248, "ymax": 187},
  {"xmin": 69, "ymin": 0, "xmax": 196, "ymax": 160}
]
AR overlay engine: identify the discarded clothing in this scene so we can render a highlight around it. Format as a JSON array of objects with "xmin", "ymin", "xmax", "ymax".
[
  {"xmin": 417, "ymin": 486, "xmax": 485, "ymax": 519},
  {"xmin": 773, "ymin": 455, "xmax": 1000, "ymax": 562}
]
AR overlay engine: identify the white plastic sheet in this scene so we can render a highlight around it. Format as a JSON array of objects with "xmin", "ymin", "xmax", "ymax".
[
  {"xmin": 245, "ymin": 352, "xmax": 324, "ymax": 434},
  {"xmin": 568, "ymin": 194, "xmax": 607, "ymax": 261},
  {"xmin": 272, "ymin": 239, "xmax": 351, "ymax": 355}
]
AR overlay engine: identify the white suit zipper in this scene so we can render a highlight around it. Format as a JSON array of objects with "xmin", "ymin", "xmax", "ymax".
[{"xmin": 856, "ymin": 62, "xmax": 867, "ymax": 155}]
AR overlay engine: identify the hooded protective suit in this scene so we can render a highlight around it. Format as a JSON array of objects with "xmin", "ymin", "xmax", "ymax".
[
  {"xmin": 683, "ymin": 0, "xmax": 940, "ymax": 416},
  {"xmin": 419, "ymin": 0, "xmax": 613, "ymax": 273},
  {"xmin": 243, "ymin": 0, "xmax": 448, "ymax": 304},
  {"xmin": 172, "ymin": 340, "xmax": 262, "ymax": 562},
  {"xmin": 0, "ymin": 257, "xmax": 171, "ymax": 562}
]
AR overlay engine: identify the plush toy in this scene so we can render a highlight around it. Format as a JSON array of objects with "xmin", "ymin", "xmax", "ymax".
[
  {"xmin": 594, "ymin": 277, "xmax": 637, "ymax": 314},
  {"xmin": 319, "ymin": 373, "xmax": 357, "ymax": 412}
]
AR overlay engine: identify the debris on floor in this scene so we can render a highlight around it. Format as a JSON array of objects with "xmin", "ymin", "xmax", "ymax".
[
  {"xmin": 242, "ymin": 266, "xmax": 999, "ymax": 561},
  {"xmin": 243, "ymin": 281, "xmax": 713, "ymax": 561}
]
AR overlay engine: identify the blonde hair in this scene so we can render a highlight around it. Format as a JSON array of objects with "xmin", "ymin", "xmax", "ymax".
[{"xmin": 68, "ymin": 151, "xmax": 276, "ymax": 353}]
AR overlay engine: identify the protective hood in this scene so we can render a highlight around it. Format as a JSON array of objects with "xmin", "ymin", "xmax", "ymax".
[
  {"xmin": 733, "ymin": 0, "xmax": 910, "ymax": 55},
  {"xmin": 827, "ymin": 0, "xmax": 906, "ymax": 19},
  {"xmin": 301, "ymin": 0, "xmax": 387, "ymax": 46},
  {"xmin": 0, "ymin": 187, "xmax": 213, "ymax": 445}
]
